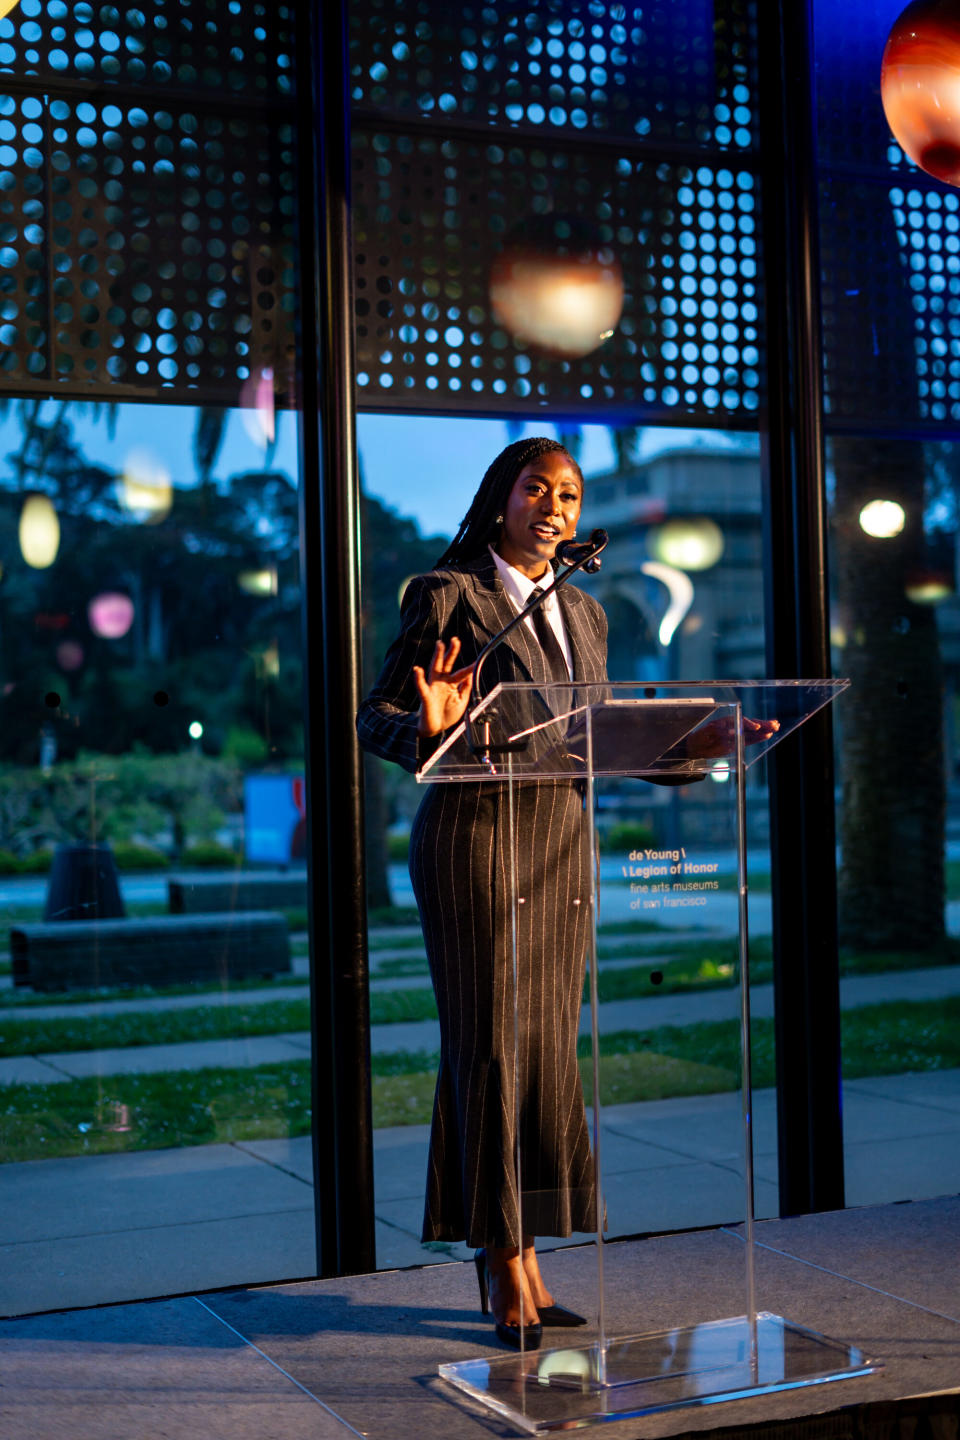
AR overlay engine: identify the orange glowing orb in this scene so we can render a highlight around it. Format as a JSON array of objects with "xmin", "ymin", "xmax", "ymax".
[
  {"xmin": 0, "ymin": 2, "xmax": 21, "ymax": 19},
  {"xmin": 490, "ymin": 215, "xmax": 624, "ymax": 359},
  {"xmin": 882, "ymin": 0, "xmax": 960, "ymax": 185}
]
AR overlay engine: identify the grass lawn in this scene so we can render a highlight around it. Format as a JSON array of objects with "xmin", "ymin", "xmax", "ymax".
[
  {"xmin": 4, "ymin": 934, "xmax": 960, "ymax": 1057},
  {"xmin": 4, "ymin": 998, "xmax": 960, "ymax": 1162}
]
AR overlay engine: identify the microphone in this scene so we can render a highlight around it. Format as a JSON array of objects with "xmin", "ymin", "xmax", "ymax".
[
  {"xmin": 554, "ymin": 529, "xmax": 609, "ymax": 569},
  {"xmin": 467, "ymin": 528, "xmax": 608, "ymax": 761}
]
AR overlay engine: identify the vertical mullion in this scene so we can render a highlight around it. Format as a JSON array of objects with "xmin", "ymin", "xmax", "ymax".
[
  {"xmin": 757, "ymin": 0, "xmax": 845, "ymax": 1217},
  {"xmin": 297, "ymin": 0, "xmax": 376, "ymax": 1277}
]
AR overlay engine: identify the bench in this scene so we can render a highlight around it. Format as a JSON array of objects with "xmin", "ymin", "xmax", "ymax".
[
  {"xmin": 10, "ymin": 911, "xmax": 291, "ymax": 992},
  {"xmin": 168, "ymin": 870, "xmax": 307, "ymax": 914}
]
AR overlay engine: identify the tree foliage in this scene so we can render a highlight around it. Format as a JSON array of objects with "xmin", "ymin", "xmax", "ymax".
[{"xmin": 0, "ymin": 409, "xmax": 303, "ymax": 766}]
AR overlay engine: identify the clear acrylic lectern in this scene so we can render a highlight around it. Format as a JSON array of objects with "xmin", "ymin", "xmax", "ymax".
[{"xmin": 417, "ymin": 680, "xmax": 879, "ymax": 1433}]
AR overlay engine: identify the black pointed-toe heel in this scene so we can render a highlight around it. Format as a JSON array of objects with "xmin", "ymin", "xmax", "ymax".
[
  {"xmin": 475, "ymin": 1249, "xmax": 543, "ymax": 1350},
  {"xmin": 536, "ymin": 1303, "xmax": 587, "ymax": 1328},
  {"xmin": 474, "ymin": 1248, "xmax": 489, "ymax": 1314},
  {"xmin": 495, "ymin": 1317, "xmax": 543, "ymax": 1351}
]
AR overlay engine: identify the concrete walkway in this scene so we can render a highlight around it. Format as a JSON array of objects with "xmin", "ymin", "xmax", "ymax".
[
  {"xmin": 2, "ymin": 962, "xmax": 958, "ymax": 1088},
  {"xmin": 4, "ymin": 1068, "xmax": 960, "ymax": 1317}
]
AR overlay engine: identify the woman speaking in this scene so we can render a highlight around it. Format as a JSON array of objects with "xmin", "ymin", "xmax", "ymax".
[{"xmin": 357, "ymin": 435, "xmax": 606, "ymax": 1350}]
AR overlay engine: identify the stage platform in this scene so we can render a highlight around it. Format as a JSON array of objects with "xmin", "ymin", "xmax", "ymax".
[{"xmin": 2, "ymin": 1196, "xmax": 958, "ymax": 1440}]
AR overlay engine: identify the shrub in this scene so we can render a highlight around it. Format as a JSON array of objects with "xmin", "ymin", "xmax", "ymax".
[
  {"xmin": 18, "ymin": 847, "xmax": 54, "ymax": 874},
  {"xmin": 0, "ymin": 750, "xmax": 242, "ymax": 861},
  {"xmin": 387, "ymin": 831, "xmax": 411, "ymax": 861},
  {"xmin": 222, "ymin": 725, "xmax": 270, "ymax": 765},
  {"xmin": 601, "ymin": 821, "xmax": 658, "ymax": 854},
  {"xmin": 0, "ymin": 848, "xmax": 22, "ymax": 874},
  {"xmin": 111, "ymin": 842, "xmax": 170, "ymax": 871},
  {"xmin": 181, "ymin": 840, "xmax": 241, "ymax": 868}
]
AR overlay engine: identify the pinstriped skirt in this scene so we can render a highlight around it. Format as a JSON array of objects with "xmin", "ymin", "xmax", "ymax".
[{"xmin": 410, "ymin": 779, "xmax": 597, "ymax": 1247}]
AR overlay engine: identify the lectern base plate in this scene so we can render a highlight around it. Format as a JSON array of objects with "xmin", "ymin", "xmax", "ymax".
[{"xmin": 438, "ymin": 1311, "xmax": 879, "ymax": 1433}]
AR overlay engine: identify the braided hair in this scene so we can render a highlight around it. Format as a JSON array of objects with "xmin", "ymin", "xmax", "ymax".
[{"xmin": 435, "ymin": 435, "xmax": 584, "ymax": 567}]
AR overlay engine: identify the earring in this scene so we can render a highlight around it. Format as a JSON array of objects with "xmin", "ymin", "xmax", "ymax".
[{"xmin": 495, "ymin": 513, "xmax": 504, "ymax": 524}]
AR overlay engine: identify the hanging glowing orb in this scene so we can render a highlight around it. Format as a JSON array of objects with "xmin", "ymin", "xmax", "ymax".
[
  {"xmin": 19, "ymin": 495, "xmax": 60, "ymax": 569},
  {"xmin": 119, "ymin": 448, "xmax": 173, "ymax": 523},
  {"xmin": 859, "ymin": 499, "xmax": 906, "ymax": 537},
  {"xmin": 881, "ymin": 0, "xmax": 960, "ymax": 185},
  {"xmin": 490, "ymin": 215, "xmax": 624, "ymax": 359},
  {"xmin": 240, "ymin": 366, "xmax": 276, "ymax": 450},
  {"xmin": 88, "ymin": 592, "xmax": 135, "ymax": 639},
  {"xmin": 56, "ymin": 640, "xmax": 85, "ymax": 672},
  {"xmin": 650, "ymin": 517, "xmax": 725, "ymax": 571}
]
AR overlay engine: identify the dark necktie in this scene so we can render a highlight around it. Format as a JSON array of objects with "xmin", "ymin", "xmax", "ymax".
[{"xmin": 528, "ymin": 586, "xmax": 570, "ymax": 685}]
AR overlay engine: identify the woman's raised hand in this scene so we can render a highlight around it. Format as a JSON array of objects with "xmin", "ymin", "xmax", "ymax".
[{"xmin": 413, "ymin": 636, "xmax": 475, "ymax": 737}]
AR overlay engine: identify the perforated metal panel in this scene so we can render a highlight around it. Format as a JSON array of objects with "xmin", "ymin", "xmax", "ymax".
[
  {"xmin": 350, "ymin": 0, "xmax": 763, "ymax": 419},
  {"xmin": 350, "ymin": 0, "xmax": 757, "ymax": 152},
  {"xmin": 0, "ymin": 0, "xmax": 297, "ymax": 403},
  {"xmin": 815, "ymin": 0, "xmax": 960, "ymax": 431},
  {"xmin": 353, "ymin": 131, "xmax": 761, "ymax": 418},
  {"xmin": 0, "ymin": 0, "xmax": 295, "ymax": 97}
]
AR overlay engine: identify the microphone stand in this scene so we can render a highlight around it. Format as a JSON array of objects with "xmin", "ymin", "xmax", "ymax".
[{"xmin": 467, "ymin": 530, "xmax": 608, "ymax": 763}]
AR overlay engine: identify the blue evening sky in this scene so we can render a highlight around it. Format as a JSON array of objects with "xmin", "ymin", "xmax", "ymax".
[{"xmin": 1, "ymin": 400, "xmax": 747, "ymax": 540}]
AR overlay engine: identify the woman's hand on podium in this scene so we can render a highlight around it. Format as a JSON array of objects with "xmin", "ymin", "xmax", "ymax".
[
  {"xmin": 684, "ymin": 713, "xmax": 780, "ymax": 759},
  {"xmin": 414, "ymin": 636, "xmax": 475, "ymax": 738}
]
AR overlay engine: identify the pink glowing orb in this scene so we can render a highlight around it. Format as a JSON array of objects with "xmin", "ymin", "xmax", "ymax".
[
  {"xmin": 56, "ymin": 640, "xmax": 85, "ymax": 672},
  {"xmin": 882, "ymin": 0, "xmax": 960, "ymax": 186},
  {"xmin": 490, "ymin": 215, "xmax": 624, "ymax": 359},
  {"xmin": 88, "ymin": 592, "xmax": 135, "ymax": 639},
  {"xmin": 240, "ymin": 366, "xmax": 276, "ymax": 449}
]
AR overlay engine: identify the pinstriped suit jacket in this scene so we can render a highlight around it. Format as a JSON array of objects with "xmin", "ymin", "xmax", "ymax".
[
  {"xmin": 357, "ymin": 550, "xmax": 609, "ymax": 769},
  {"xmin": 358, "ymin": 550, "xmax": 609, "ymax": 1246}
]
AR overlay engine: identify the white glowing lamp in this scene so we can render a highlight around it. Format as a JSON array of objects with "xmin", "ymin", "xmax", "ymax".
[
  {"xmin": 120, "ymin": 449, "xmax": 173, "ymax": 523},
  {"xmin": 859, "ymin": 499, "xmax": 906, "ymax": 538},
  {"xmin": 88, "ymin": 592, "xmax": 135, "ymax": 639},
  {"xmin": 238, "ymin": 566, "xmax": 278, "ymax": 596},
  {"xmin": 905, "ymin": 570, "xmax": 953, "ymax": 602},
  {"xmin": 19, "ymin": 495, "xmax": 60, "ymax": 569},
  {"xmin": 650, "ymin": 517, "xmax": 725, "ymax": 572},
  {"xmin": 188, "ymin": 721, "xmax": 204, "ymax": 740}
]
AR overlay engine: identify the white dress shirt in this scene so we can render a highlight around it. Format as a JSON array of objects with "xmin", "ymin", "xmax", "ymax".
[{"xmin": 488, "ymin": 545, "xmax": 574, "ymax": 679}]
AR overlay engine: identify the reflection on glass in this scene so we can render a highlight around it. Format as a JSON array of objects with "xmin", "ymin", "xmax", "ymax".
[
  {"xmin": 881, "ymin": 0, "xmax": 960, "ymax": 185},
  {"xmin": 119, "ymin": 449, "xmax": 173, "ymax": 524},
  {"xmin": 650, "ymin": 516, "xmax": 725, "ymax": 571},
  {"xmin": 18, "ymin": 494, "xmax": 60, "ymax": 569},
  {"xmin": 828, "ymin": 427, "xmax": 960, "ymax": 1208},
  {"xmin": 88, "ymin": 592, "xmax": 135, "ymax": 639},
  {"xmin": 490, "ymin": 216, "xmax": 624, "ymax": 358},
  {"xmin": 240, "ymin": 367, "xmax": 277, "ymax": 451},
  {"xmin": 858, "ymin": 498, "xmax": 905, "ymax": 537},
  {"xmin": 0, "ymin": 398, "xmax": 310, "ymax": 1313},
  {"xmin": 358, "ymin": 419, "xmax": 771, "ymax": 1277}
]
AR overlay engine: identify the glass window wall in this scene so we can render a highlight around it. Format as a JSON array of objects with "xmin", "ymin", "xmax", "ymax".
[
  {"xmin": 358, "ymin": 415, "xmax": 774, "ymax": 1269},
  {"xmin": 0, "ymin": 399, "xmax": 316, "ymax": 1313},
  {"xmin": 815, "ymin": 0, "xmax": 960, "ymax": 1207}
]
